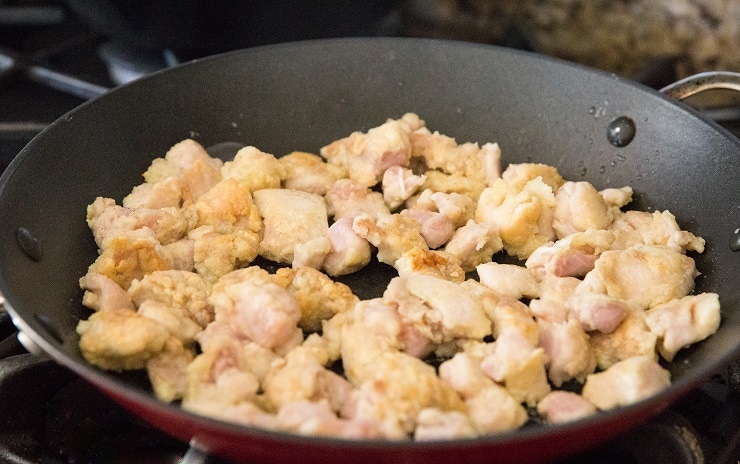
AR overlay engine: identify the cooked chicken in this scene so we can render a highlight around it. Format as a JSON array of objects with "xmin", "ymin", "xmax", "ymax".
[
  {"xmin": 413, "ymin": 408, "xmax": 478, "ymax": 441},
  {"xmin": 353, "ymin": 213, "xmax": 428, "ymax": 265},
  {"xmin": 137, "ymin": 300, "xmax": 202, "ymax": 344},
  {"xmin": 599, "ymin": 186, "xmax": 633, "ymax": 208},
  {"xmin": 500, "ymin": 163, "xmax": 565, "ymax": 192},
  {"xmin": 128, "ymin": 270, "xmax": 213, "ymax": 328},
  {"xmin": 186, "ymin": 178, "xmax": 262, "ymax": 235},
  {"xmin": 279, "ymin": 151, "xmax": 345, "ymax": 195},
  {"xmin": 79, "ymin": 272, "xmax": 134, "ymax": 312},
  {"xmin": 221, "ymin": 146, "xmax": 284, "ymax": 192},
  {"xmin": 277, "ymin": 400, "xmax": 382, "ymax": 439},
  {"xmin": 525, "ymin": 229, "xmax": 615, "ymax": 279},
  {"xmin": 253, "ymin": 189, "xmax": 328, "ymax": 264},
  {"xmin": 164, "ymin": 238, "xmax": 195, "ymax": 271},
  {"xmin": 322, "ymin": 217, "xmax": 373, "ymax": 276},
  {"xmin": 443, "ymin": 219, "xmax": 503, "ymax": 271},
  {"xmin": 610, "ymin": 210, "xmax": 705, "ymax": 253},
  {"xmin": 581, "ymin": 356, "xmax": 671, "ymax": 410},
  {"xmin": 564, "ymin": 292, "xmax": 629, "ymax": 334},
  {"xmin": 292, "ymin": 236, "xmax": 332, "ymax": 270},
  {"xmin": 123, "ymin": 176, "xmax": 182, "ymax": 209},
  {"xmin": 411, "ymin": 189, "xmax": 476, "ymax": 229},
  {"xmin": 476, "ymin": 262, "xmax": 541, "ymax": 300},
  {"xmin": 400, "ymin": 208, "xmax": 455, "ymax": 249},
  {"xmin": 537, "ymin": 275, "xmax": 581, "ymax": 305},
  {"xmin": 394, "ymin": 247, "xmax": 465, "ymax": 283},
  {"xmin": 589, "ymin": 309, "xmax": 658, "ymax": 370},
  {"xmin": 537, "ymin": 318, "xmax": 597, "ymax": 387},
  {"xmin": 419, "ymin": 170, "xmax": 486, "ymax": 201},
  {"xmin": 325, "ymin": 178, "xmax": 390, "ymax": 220},
  {"xmin": 536, "ymin": 391, "xmax": 597, "ymax": 424},
  {"xmin": 645, "ymin": 293, "xmax": 721, "ymax": 361},
  {"xmin": 146, "ymin": 338, "xmax": 194, "ymax": 402},
  {"xmin": 553, "ymin": 181, "xmax": 613, "ymax": 238},
  {"xmin": 382, "ymin": 166, "xmax": 426, "ymax": 210}
]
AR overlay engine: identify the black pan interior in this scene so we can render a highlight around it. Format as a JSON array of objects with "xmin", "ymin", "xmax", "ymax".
[{"xmin": 0, "ymin": 38, "xmax": 739, "ymax": 428}]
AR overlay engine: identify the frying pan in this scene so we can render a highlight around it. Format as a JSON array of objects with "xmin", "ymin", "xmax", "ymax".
[{"xmin": 0, "ymin": 38, "xmax": 739, "ymax": 464}]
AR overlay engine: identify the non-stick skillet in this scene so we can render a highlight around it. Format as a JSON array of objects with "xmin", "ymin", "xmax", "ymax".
[{"xmin": 0, "ymin": 38, "xmax": 739, "ymax": 464}]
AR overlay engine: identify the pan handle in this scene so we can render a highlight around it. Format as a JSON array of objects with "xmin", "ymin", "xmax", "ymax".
[{"xmin": 660, "ymin": 71, "xmax": 740, "ymax": 100}]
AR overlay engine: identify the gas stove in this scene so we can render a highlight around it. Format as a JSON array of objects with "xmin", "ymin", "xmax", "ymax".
[{"xmin": 1, "ymin": 2, "xmax": 739, "ymax": 464}]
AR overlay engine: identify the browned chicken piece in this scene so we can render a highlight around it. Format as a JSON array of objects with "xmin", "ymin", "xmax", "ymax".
[
  {"xmin": 536, "ymin": 391, "xmax": 597, "ymax": 424},
  {"xmin": 500, "ymin": 163, "xmax": 565, "ymax": 192},
  {"xmin": 279, "ymin": 151, "xmax": 346, "ymax": 195},
  {"xmin": 578, "ymin": 244, "xmax": 697, "ymax": 310},
  {"xmin": 589, "ymin": 309, "xmax": 658, "ymax": 370},
  {"xmin": 274, "ymin": 267, "xmax": 359, "ymax": 333},
  {"xmin": 475, "ymin": 177, "xmax": 557, "ymax": 260},
  {"xmin": 400, "ymin": 208, "xmax": 455, "ymax": 249},
  {"xmin": 79, "ymin": 272, "xmax": 134, "ymax": 312},
  {"xmin": 191, "ymin": 230, "xmax": 260, "ymax": 283},
  {"xmin": 253, "ymin": 188, "xmax": 328, "ymax": 264},
  {"xmin": 292, "ymin": 237, "xmax": 332, "ymax": 270},
  {"xmin": 610, "ymin": 210, "xmax": 705, "ymax": 253},
  {"xmin": 146, "ymin": 338, "xmax": 194, "ymax": 402},
  {"xmin": 76, "ymin": 307, "xmax": 171, "ymax": 370},
  {"xmin": 553, "ymin": 181, "xmax": 613, "ymax": 238},
  {"xmin": 564, "ymin": 293, "xmax": 630, "ymax": 334},
  {"xmin": 221, "ymin": 146, "xmax": 284, "ymax": 192},
  {"xmin": 320, "ymin": 114, "xmax": 420, "ymax": 187},
  {"xmin": 87, "ymin": 229, "xmax": 174, "ymax": 290},
  {"xmin": 409, "ymin": 128, "xmax": 501, "ymax": 187},
  {"xmin": 537, "ymin": 318, "xmax": 597, "ymax": 387},
  {"xmin": 322, "ymin": 217, "xmax": 372, "ymax": 276},
  {"xmin": 137, "ymin": 300, "xmax": 202, "ymax": 344},
  {"xmin": 325, "ymin": 178, "xmax": 390, "ymax": 220},
  {"xmin": 277, "ymin": 400, "xmax": 383, "ymax": 439},
  {"xmin": 525, "ymin": 229, "xmax": 615, "ymax": 279},
  {"xmin": 382, "ymin": 166, "xmax": 426, "ymax": 210},
  {"xmin": 87, "ymin": 197, "xmax": 188, "ymax": 247},
  {"xmin": 419, "ymin": 170, "xmax": 486, "ymax": 201},
  {"xmin": 353, "ymin": 213, "xmax": 428, "ymax": 265},
  {"xmin": 411, "ymin": 189, "xmax": 476, "ymax": 229},
  {"xmin": 599, "ymin": 186, "xmax": 633, "ymax": 208},
  {"xmin": 123, "ymin": 176, "xmax": 183, "ymax": 209},
  {"xmin": 645, "ymin": 293, "xmax": 721, "ymax": 361},
  {"xmin": 128, "ymin": 270, "xmax": 213, "ymax": 328},
  {"xmin": 394, "ymin": 247, "xmax": 465, "ymax": 283},
  {"xmin": 443, "ymin": 219, "xmax": 503, "ymax": 271},
  {"xmin": 163, "ymin": 238, "xmax": 195, "ymax": 271},
  {"xmin": 476, "ymin": 262, "xmax": 541, "ymax": 300},
  {"xmin": 537, "ymin": 275, "xmax": 581, "ymax": 305},
  {"xmin": 581, "ymin": 356, "xmax": 671, "ymax": 410},
  {"xmin": 413, "ymin": 408, "xmax": 478, "ymax": 440},
  {"xmin": 529, "ymin": 298, "xmax": 569, "ymax": 324},
  {"xmin": 187, "ymin": 178, "xmax": 262, "ymax": 235},
  {"xmin": 208, "ymin": 266, "xmax": 276, "ymax": 312}
]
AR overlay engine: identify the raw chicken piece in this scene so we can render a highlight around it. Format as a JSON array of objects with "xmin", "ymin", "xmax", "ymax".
[
  {"xmin": 500, "ymin": 163, "xmax": 565, "ymax": 192},
  {"xmin": 475, "ymin": 177, "xmax": 557, "ymax": 260},
  {"xmin": 146, "ymin": 338, "xmax": 194, "ymax": 402},
  {"xmin": 420, "ymin": 170, "xmax": 486, "ymax": 201},
  {"xmin": 277, "ymin": 401, "xmax": 382, "ymax": 439},
  {"xmin": 79, "ymin": 272, "xmax": 134, "ymax": 312},
  {"xmin": 394, "ymin": 247, "xmax": 465, "ymax": 283},
  {"xmin": 123, "ymin": 176, "xmax": 182, "ymax": 209},
  {"xmin": 278, "ymin": 151, "xmax": 345, "ymax": 195},
  {"xmin": 382, "ymin": 166, "xmax": 425, "ymax": 210},
  {"xmin": 137, "ymin": 300, "xmax": 202, "ymax": 344},
  {"xmin": 274, "ymin": 267, "xmax": 359, "ymax": 333},
  {"xmin": 221, "ymin": 146, "xmax": 284, "ymax": 192},
  {"xmin": 536, "ymin": 391, "xmax": 597, "ymax": 424},
  {"xmin": 413, "ymin": 408, "xmax": 478, "ymax": 441},
  {"xmin": 462, "ymin": 281, "xmax": 539, "ymax": 346},
  {"xmin": 610, "ymin": 210, "xmax": 705, "ymax": 253},
  {"xmin": 580, "ymin": 244, "xmax": 697, "ymax": 310},
  {"xmin": 565, "ymin": 293, "xmax": 629, "ymax": 334},
  {"xmin": 320, "ymin": 114, "xmax": 418, "ymax": 187},
  {"xmin": 87, "ymin": 197, "xmax": 188, "ymax": 247},
  {"xmin": 537, "ymin": 318, "xmax": 597, "ymax": 386},
  {"xmin": 443, "ymin": 219, "xmax": 503, "ymax": 271},
  {"xmin": 480, "ymin": 330, "xmax": 551, "ymax": 406},
  {"xmin": 325, "ymin": 179, "xmax": 390, "ymax": 220},
  {"xmin": 525, "ymin": 230, "xmax": 615, "ymax": 279},
  {"xmin": 476, "ymin": 262, "xmax": 541, "ymax": 300},
  {"xmin": 553, "ymin": 181, "xmax": 613, "ymax": 238},
  {"xmin": 353, "ymin": 213, "xmax": 428, "ymax": 265},
  {"xmin": 322, "ymin": 217, "xmax": 372, "ymax": 276},
  {"xmin": 400, "ymin": 208, "xmax": 455, "ymax": 249},
  {"xmin": 645, "ymin": 293, "xmax": 721, "ymax": 361},
  {"xmin": 409, "ymin": 128, "xmax": 502, "ymax": 187},
  {"xmin": 581, "ymin": 356, "xmax": 671, "ymax": 410},
  {"xmin": 253, "ymin": 189, "xmax": 329, "ymax": 264},
  {"xmin": 76, "ymin": 307, "xmax": 171, "ymax": 370},
  {"xmin": 128, "ymin": 270, "xmax": 213, "ymax": 328},
  {"xmin": 292, "ymin": 236, "xmax": 332, "ymax": 270},
  {"xmin": 590, "ymin": 309, "xmax": 658, "ymax": 370}
]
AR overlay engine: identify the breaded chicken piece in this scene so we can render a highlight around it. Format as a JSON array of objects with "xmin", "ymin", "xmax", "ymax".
[
  {"xmin": 525, "ymin": 229, "xmax": 615, "ymax": 279},
  {"xmin": 325, "ymin": 179, "xmax": 390, "ymax": 220},
  {"xmin": 476, "ymin": 262, "xmax": 541, "ymax": 300},
  {"xmin": 589, "ymin": 309, "xmax": 658, "ymax": 370},
  {"xmin": 221, "ymin": 146, "xmax": 284, "ymax": 192},
  {"xmin": 537, "ymin": 391, "xmax": 597, "ymax": 424},
  {"xmin": 123, "ymin": 176, "xmax": 183, "ymax": 209},
  {"xmin": 413, "ymin": 408, "xmax": 478, "ymax": 441},
  {"xmin": 322, "ymin": 217, "xmax": 372, "ymax": 276},
  {"xmin": 410, "ymin": 189, "xmax": 475, "ymax": 229},
  {"xmin": 128, "ymin": 270, "xmax": 213, "ymax": 328},
  {"xmin": 419, "ymin": 170, "xmax": 486, "ymax": 201},
  {"xmin": 610, "ymin": 210, "xmax": 705, "ymax": 253},
  {"xmin": 500, "ymin": 163, "xmax": 565, "ymax": 192},
  {"xmin": 537, "ymin": 318, "xmax": 597, "ymax": 387},
  {"xmin": 191, "ymin": 230, "xmax": 260, "ymax": 283},
  {"xmin": 137, "ymin": 300, "xmax": 202, "ymax": 344},
  {"xmin": 382, "ymin": 166, "xmax": 426, "ymax": 210},
  {"xmin": 146, "ymin": 338, "xmax": 195, "ymax": 402},
  {"xmin": 79, "ymin": 272, "xmax": 134, "ymax": 312},
  {"xmin": 394, "ymin": 247, "xmax": 465, "ymax": 283},
  {"xmin": 277, "ymin": 400, "xmax": 383, "ymax": 439},
  {"xmin": 553, "ymin": 181, "xmax": 613, "ymax": 238},
  {"xmin": 279, "ymin": 151, "xmax": 346, "ymax": 195},
  {"xmin": 582, "ymin": 356, "xmax": 671, "ymax": 410},
  {"xmin": 187, "ymin": 178, "xmax": 262, "ymax": 235},
  {"xmin": 353, "ymin": 213, "xmax": 428, "ymax": 266},
  {"xmin": 444, "ymin": 219, "xmax": 503, "ymax": 271}
]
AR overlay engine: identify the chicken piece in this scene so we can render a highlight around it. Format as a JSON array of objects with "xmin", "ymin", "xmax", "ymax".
[
  {"xmin": 253, "ymin": 189, "xmax": 328, "ymax": 264},
  {"xmin": 325, "ymin": 179, "xmax": 390, "ymax": 220},
  {"xmin": 479, "ymin": 330, "xmax": 551, "ymax": 406},
  {"xmin": 88, "ymin": 229, "xmax": 174, "ymax": 290},
  {"xmin": 87, "ymin": 197, "xmax": 188, "ymax": 247},
  {"xmin": 128, "ymin": 270, "xmax": 213, "ymax": 328},
  {"xmin": 320, "ymin": 114, "xmax": 418, "ymax": 187},
  {"xmin": 553, "ymin": 181, "xmax": 613, "ymax": 238},
  {"xmin": 564, "ymin": 293, "xmax": 630, "ymax": 334},
  {"xmin": 123, "ymin": 176, "xmax": 183, "ymax": 209},
  {"xmin": 500, "ymin": 163, "xmax": 565, "ymax": 192},
  {"xmin": 208, "ymin": 266, "xmax": 276, "ymax": 313},
  {"xmin": 278, "ymin": 151, "xmax": 345, "ymax": 195},
  {"xmin": 419, "ymin": 170, "xmax": 486, "ymax": 201},
  {"xmin": 580, "ymin": 244, "xmax": 697, "ymax": 310},
  {"xmin": 410, "ymin": 189, "xmax": 476, "ymax": 229},
  {"xmin": 274, "ymin": 267, "xmax": 359, "ymax": 333},
  {"xmin": 525, "ymin": 230, "xmax": 615, "ymax": 279},
  {"xmin": 76, "ymin": 307, "xmax": 171, "ymax": 370},
  {"xmin": 394, "ymin": 247, "xmax": 465, "ymax": 283},
  {"xmin": 462, "ymin": 281, "xmax": 539, "ymax": 346},
  {"xmin": 537, "ymin": 275, "xmax": 581, "ymax": 305},
  {"xmin": 79, "ymin": 272, "xmax": 134, "ymax": 312},
  {"xmin": 137, "ymin": 300, "xmax": 202, "ymax": 344},
  {"xmin": 610, "ymin": 210, "xmax": 705, "ymax": 253},
  {"xmin": 475, "ymin": 177, "xmax": 557, "ymax": 260},
  {"xmin": 146, "ymin": 338, "xmax": 195, "ymax": 402},
  {"xmin": 277, "ymin": 400, "xmax": 383, "ymax": 439},
  {"xmin": 187, "ymin": 178, "xmax": 262, "ymax": 235},
  {"xmin": 353, "ymin": 213, "xmax": 428, "ymax": 265},
  {"xmin": 443, "ymin": 219, "xmax": 503, "ymax": 271},
  {"xmin": 413, "ymin": 408, "xmax": 478, "ymax": 441},
  {"xmin": 221, "ymin": 146, "xmax": 284, "ymax": 192},
  {"xmin": 537, "ymin": 318, "xmax": 597, "ymax": 387},
  {"xmin": 599, "ymin": 186, "xmax": 633, "ymax": 208},
  {"xmin": 645, "ymin": 293, "xmax": 721, "ymax": 361},
  {"xmin": 400, "ymin": 208, "xmax": 455, "ymax": 249},
  {"xmin": 188, "ymin": 401, "xmax": 280, "ymax": 430},
  {"xmin": 581, "ymin": 356, "xmax": 671, "ymax": 410},
  {"xmin": 384, "ymin": 275, "xmax": 491, "ymax": 344},
  {"xmin": 589, "ymin": 309, "xmax": 658, "ymax": 370},
  {"xmin": 382, "ymin": 166, "xmax": 425, "ymax": 210},
  {"xmin": 536, "ymin": 391, "xmax": 597, "ymax": 424},
  {"xmin": 292, "ymin": 236, "xmax": 332, "ymax": 270},
  {"xmin": 322, "ymin": 217, "xmax": 372, "ymax": 276},
  {"xmin": 409, "ymin": 128, "xmax": 501, "ymax": 186},
  {"xmin": 476, "ymin": 262, "xmax": 541, "ymax": 300},
  {"xmin": 163, "ymin": 238, "xmax": 195, "ymax": 272},
  {"xmin": 529, "ymin": 298, "xmax": 569, "ymax": 324}
]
